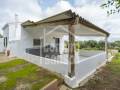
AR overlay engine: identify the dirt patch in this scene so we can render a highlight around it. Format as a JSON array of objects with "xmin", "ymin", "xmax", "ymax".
[
  {"xmin": 15, "ymin": 83, "xmax": 31, "ymax": 90},
  {"xmin": 0, "ymin": 53, "xmax": 16, "ymax": 63},
  {"xmin": 15, "ymin": 80, "xmax": 31, "ymax": 90},
  {"xmin": 0, "ymin": 76, "xmax": 7, "ymax": 83},
  {"xmin": 8, "ymin": 63, "xmax": 29, "ymax": 72},
  {"xmin": 73, "ymin": 66, "xmax": 120, "ymax": 90}
]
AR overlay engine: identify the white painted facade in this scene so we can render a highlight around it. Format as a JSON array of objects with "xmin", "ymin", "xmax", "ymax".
[
  {"xmin": 2, "ymin": 22, "xmax": 22, "ymax": 57},
  {"xmin": 2, "ymin": 23, "xmax": 66, "ymax": 57}
]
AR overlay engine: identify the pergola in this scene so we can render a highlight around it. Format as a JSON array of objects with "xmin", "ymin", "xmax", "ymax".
[{"xmin": 22, "ymin": 10, "xmax": 110, "ymax": 78}]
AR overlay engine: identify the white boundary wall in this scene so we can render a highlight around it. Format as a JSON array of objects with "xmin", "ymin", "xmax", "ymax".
[
  {"xmin": 23, "ymin": 53, "xmax": 68, "ymax": 76},
  {"xmin": 22, "ymin": 51, "xmax": 106, "ymax": 88},
  {"xmin": 65, "ymin": 52, "xmax": 106, "ymax": 88}
]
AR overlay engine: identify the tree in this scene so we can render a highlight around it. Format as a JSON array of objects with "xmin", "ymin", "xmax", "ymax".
[{"xmin": 101, "ymin": 0, "xmax": 120, "ymax": 15}]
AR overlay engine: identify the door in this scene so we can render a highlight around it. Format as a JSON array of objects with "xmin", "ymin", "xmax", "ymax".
[{"xmin": 55, "ymin": 38, "xmax": 60, "ymax": 53}]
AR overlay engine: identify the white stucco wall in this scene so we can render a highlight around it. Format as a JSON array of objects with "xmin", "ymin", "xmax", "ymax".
[
  {"xmin": 15, "ymin": 26, "xmax": 66, "ymax": 57},
  {"xmin": 59, "ymin": 37, "xmax": 64, "ymax": 54},
  {"xmin": 0, "ymin": 38, "xmax": 4, "ymax": 52},
  {"xmin": 13, "ymin": 27, "xmax": 33, "ymax": 57},
  {"xmin": 23, "ymin": 53, "xmax": 68, "ymax": 76},
  {"xmin": 65, "ymin": 52, "xmax": 106, "ymax": 88},
  {"xmin": 2, "ymin": 23, "xmax": 22, "ymax": 57},
  {"xmin": 3, "ymin": 23, "xmax": 21, "ymax": 41},
  {"xmin": 9, "ymin": 23, "xmax": 21, "ymax": 41}
]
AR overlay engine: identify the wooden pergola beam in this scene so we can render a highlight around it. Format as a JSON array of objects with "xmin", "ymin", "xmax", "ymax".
[{"xmin": 22, "ymin": 18, "xmax": 73, "ymax": 28}]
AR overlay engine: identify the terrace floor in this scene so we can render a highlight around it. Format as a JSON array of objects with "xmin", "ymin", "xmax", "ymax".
[
  {"xmin": 55, "ymin": 53, "xmax": 88, "ymax": 63},
  {"xmin": 26, "ymin": 48, "xmax": 104, "ymax": 63}
]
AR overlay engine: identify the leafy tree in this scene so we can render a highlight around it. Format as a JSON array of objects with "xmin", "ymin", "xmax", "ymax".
[
  {"xmin": 75, "ymin": 41, "xmax": 80, "ymax": 50},
  {"xmin": 64, "ymin": 40, "xmax": 120, "ymax": 52},
  {"xmin": 64, "ymin": 41, "xmax": 68, "ymax": 48},
  {"xmin": 101, "ymin": 0, "xmax": 120, "ymax": 15},
  {"xmin": 98, "ymin": 40, "xmax": 105, "ymax": 50}
]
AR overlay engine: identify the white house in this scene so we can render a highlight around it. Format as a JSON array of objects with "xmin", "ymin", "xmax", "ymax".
[
  {"xmin": 2, "ymin": 22, "xmax": 21, "ymax": 56},
  {"xmin": 2, "ymin": 10, "xmax": 110, "ymax": 88}
]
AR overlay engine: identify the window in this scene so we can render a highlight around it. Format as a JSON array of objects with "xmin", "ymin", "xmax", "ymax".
[
  {"xmin": 33, "ymin": 39, "xmax": 43, "ymax": 46},
  {"xmin": 4, "ymin": 37, "xmax": 8, "ymax": 47}
]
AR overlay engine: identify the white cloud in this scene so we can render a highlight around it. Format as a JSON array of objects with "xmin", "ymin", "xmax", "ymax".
[
  {"xmin": 72, "ymin": 0, "xmax": 120, "ymax": 41},
  {"xmin": 0, "ymin": 0, "xmax": 43, "ymax": 34},
  {"xmin": 43, "ymin": 0, "xmax": 73, "ymax": 18},
  {"xmin": 0, "ymin": 0, "xmax": 120, "ymax": 41},
  {"xmin": 0, "ymin": 0, "xmax": 42, "ymax": 25},
  {"xmin": 44, "ymin": 0, "xmax": 120, "ymax": 41}
]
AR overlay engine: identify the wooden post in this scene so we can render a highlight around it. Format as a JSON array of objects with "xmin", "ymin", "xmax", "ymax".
[
  {"xmin": 105, "ymin": 36, "xmax": 108, "ymax": 60},
  {"xmin": 68, "ymin": 16, "xmax": 79, "ymax": 77},
  {"xmin": 68, "ymin": 24, "xmax": 75, "ymax": 77},
  {"xmin": 43, "ymin": 29, "xmax": 46, "ymax": 47}
]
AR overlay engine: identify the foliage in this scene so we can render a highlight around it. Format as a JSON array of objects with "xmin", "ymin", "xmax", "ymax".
[
  {"xmin": 64, "ymin": 40, "xmax": 120, "ymax": 51},
  {"xmin": 0, "ymin": 59, "xmax": 27, "ymax": 70},
  {"xmin": 64, "ymin": 40, "xmax": 105, "ymax": 50},
  {"xmin": 109, "ymin": 41, "xmax": 120, "ymax": 52},
  {"xmin": 64, "ymin": 41, "xmax": 68, "ymax": 48},
  {"xmin": 107, "ymin": 53, "xmax": 120, "ymax": 75},
  {"xmin": 75, "ymin": 41, "xmax": 80, "ymax": 50},
  {"xmin": 101, "ymin": 0, "xmax": 120, "ymax": 15}
]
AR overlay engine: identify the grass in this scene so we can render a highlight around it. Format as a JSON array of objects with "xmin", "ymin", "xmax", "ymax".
[
  {"xmin": 0, "ymin": 59, "xmax": 59, "ymax": 90},
  {"xmin": 0, "ymin": 59, "xmax": 27, "ymax": 70},
  {"xmin": 107, "ymin": 53, "xmax": 120, "ymax": 75},
  {"xmin": 74, "ymin": 53, "xmax": 120, "ymax": 90}
]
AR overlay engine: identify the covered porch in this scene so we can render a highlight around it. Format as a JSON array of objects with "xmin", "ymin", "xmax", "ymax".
[{"xmin": 21, "ymin": 10, "xmax": 109, "ymax": 88}]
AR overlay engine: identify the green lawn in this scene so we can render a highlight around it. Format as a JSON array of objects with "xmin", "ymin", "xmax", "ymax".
[
  {"xmin": 74, "ymin": 53, "xmax": 120, "ymax": 90},
  {"xmin": 0, "ymin": 59, "xmax": 59, "ymax": 90}
]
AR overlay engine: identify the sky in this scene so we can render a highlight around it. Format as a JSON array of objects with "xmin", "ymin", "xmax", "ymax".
[{"xmin": 0, "ymin": 0, "xmax": 120, "ymax": 41}]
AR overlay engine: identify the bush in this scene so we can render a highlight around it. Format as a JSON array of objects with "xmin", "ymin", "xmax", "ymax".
[{"xmin": 118, "ymin": 48, "xmax": 120, "ymax": 52}]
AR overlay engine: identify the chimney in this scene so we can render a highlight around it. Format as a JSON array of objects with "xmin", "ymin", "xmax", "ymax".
[{"xmin": 15, "ymin": 14, "xmax": 18, "ymax": 28}]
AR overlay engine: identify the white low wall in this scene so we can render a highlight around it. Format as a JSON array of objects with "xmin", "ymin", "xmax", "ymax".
[
  {"xmin": 65, "ymin": 52, "xmax": 106, "ymax": 88},
  {"xmin": 22, "ymin": 52, "xmax": 106, "ymax": 88},
  {"xmin": 22, "ymin": 53, "xmax": 68, "ymax": 76},
  {"xmin": 76, "ymin": 52, "xmax": 106, "ymax": 83}
]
